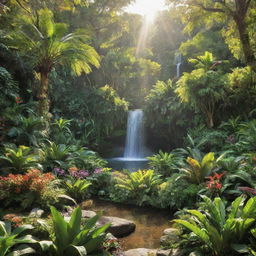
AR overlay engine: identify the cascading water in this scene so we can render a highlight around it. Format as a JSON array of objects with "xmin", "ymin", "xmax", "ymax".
[
  {"xmin": 107, "ymin": 109, "xmax": 149, "ymax": 171},
  {"xmin": 174, "ymin": 53, "xmax": 182, "ymax": 78},
  {"xmin": 124, "ymin": 109, "xmax": 145, "ymax": 159}
]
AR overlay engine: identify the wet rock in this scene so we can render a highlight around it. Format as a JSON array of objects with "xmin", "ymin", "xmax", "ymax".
[
  {"xmin": 82, "ymin": 210, "xmax": 97, "ymax": 218},
  {"xmin": 29, "ymin": 208, "xmax": 44, "ymax": 218},
  {"xmin": 98, "ymin": 216, "xmax": 136, "ymax": 237},
  {"xmin": 81, "ymin": 200, "xmax": 94, "ymax": 209},
  {"xmin": 156, "ymin": 249, "xmax": 172, "ymax": 256},
  {"xmin": 160, "ymin": 228, "xmax": 180, "ymax": 246},
  {"xmin": 125, "ymin": 248, "xmax": 157, "ymax": 256}
]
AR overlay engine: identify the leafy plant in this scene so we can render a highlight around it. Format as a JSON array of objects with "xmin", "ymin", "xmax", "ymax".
[
  {"xmin": 39, "ymin": 206, "xmax": 110, "ymax": 255},
  {"xmin": 64, "ymin": 178, "xmax": 92, "ymax": 201},
  {"xmin": 40, "ymin": 141, "xmax": 72, "ymax": 170},
  {"xmin": 147, "ymin": 150, "xmax": 181, "ymax": 177},
  {"xmin": 174, "ymin": 195, "xmax": 256, "ymax": 256},
  {"xmin": 69, "ymin": 148, "xmax": 107, "ymax": 171},
  {"xmin": 51, "ymin": 118, "xmax": 74, "ymax": 145},
  {"xmin": 177, "ymin": 152, "xmax": 215, "ymax": 184},
  {"xmin": 8, "ymin": 114, "xmax": 46, "ymax": 146},
  {"xmin": 0, "ymin": 221, "xmax": 36, "ymax": 256},
  {"xmin": 0, "ymin": 145, "xmax": 41, "ymax": 173},
  {"xmin": 115, "ymin": 169, "xmax": 162, "ymax": 205}
]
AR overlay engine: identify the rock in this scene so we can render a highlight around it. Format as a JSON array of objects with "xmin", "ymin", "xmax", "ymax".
[
  {"xmin": 81, "ymin": 200, "xmax": 94, "ymax": 209},
  {"xmin": 160, "ymin": 228, "xmax": 180, "ymax": 246},
  {"xmin": 29, "ymin": 208, "xmax": 44, "ymax": 218},
  {"xmin": 125, "ymin": 248, "xmax": 157, "ymax": 256},
  {"xmin": 82, "ymin": 210, "xmax": 97, "ymax": 218},
  {"xmin": 98, "ymin": 216, "xmax": 136, "ymax": 237},
  {"xmin": 163, "ymin": 228, "xmax": 179, "ymax": 236},
  {"xmin": 156, "ymin": 249, "xmax": 172, "ymax": 256},
  {"xmin": 172, "ymin": 248, "xmax": 184, "ymax": 256}
]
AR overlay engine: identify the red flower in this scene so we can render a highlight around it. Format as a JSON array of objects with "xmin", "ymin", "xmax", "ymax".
[
  {"xmin": 15, "ymin": 97, "xmax": 23, "ymax": 104},
  {"xmin": 205, "ymin": 172, "xmax": 225, "ymax": 191}
]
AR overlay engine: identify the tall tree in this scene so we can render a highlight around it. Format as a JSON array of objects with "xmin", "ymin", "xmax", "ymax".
[
  {"xmin": 176, "ymin": 52, "xmax": 227, "ymax": 128},
  {"xmin": 168, "ymin": 0, "xmax": 256, "ymax": 69},
  {"xmin": 7, "ymin": 8, "xmax": 100, "ymax": 118}
]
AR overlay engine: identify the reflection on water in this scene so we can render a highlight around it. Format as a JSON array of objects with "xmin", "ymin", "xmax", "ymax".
[
  {"xmin": 91, "ymin": 199, "xmax": 171, "ymax": 250},
  {"xmin": 107, "ymin": 158, "xmax": 149, "ymax": 172}
]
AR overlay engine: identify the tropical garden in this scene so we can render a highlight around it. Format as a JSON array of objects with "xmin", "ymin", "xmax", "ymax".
[{"xmin": 0, "ymin": 0, "xmax": 256, "ymax": 255}]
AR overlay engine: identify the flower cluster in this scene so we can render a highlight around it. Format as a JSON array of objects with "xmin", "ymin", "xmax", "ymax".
[
  {"xmin": 54, "ymin": 167, "xmax": 65, "ymax": 176},
  {"xmin": 94, "ymin": 168, "xmax": 103, "ymax": 174},
  {"xmin": 206, "ymin": 172, "xmax": 226, "ymax": 191},
  {"xmin": 3, "ymin": 213, "xmax": 23, "ymax": 227},
  {"xmin": 15, "ymin": 96, "xmax": 23, "ymax": 104},
  {"xmin": 0, "ymin": 169, "xmax": 55, "ymax": 198}
]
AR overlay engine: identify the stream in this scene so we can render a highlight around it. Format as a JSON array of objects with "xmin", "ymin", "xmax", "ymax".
[{"xmin": 90, "ymin": 199, "xmax": 172, "ymax": 250}]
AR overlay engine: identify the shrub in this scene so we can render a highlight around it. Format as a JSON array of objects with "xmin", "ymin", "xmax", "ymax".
[
  {"xmin": 147, "ymin": 150, "xmax": 181, "ymax": 177},
  {"xmin": 174, "ymin": 195, "xmax": 256, "ymax": 256},
  {"xmin": 39, "ymin": 206, "xmax": 110, "ymax": 255},
  {"xmin": 114, "ymin": 169, "xmax": 162, "ymax": 205},
  {"xmin": 149, "ymin": 177, "xmax": 201, "ymax": 210},
  {"xmin": 0, "ymin": 169, "xmax": 62, "ymax": 209},
  {"xmin": 177, "ymin": 152, "xmax": 215, "ymax": 184},
  {"xmin": 0, "ymin": 221, "xmax": 36, "ymax": 256},
  {"xmin": 0, "ymin": 145, "xmax": 41, "ymax": 173}
]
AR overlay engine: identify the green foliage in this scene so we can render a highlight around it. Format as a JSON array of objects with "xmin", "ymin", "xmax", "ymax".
[
  {"xmin": 114, "ymin": 169, "xmax": 162, "ymax": 205},
  {"xmin": 0, "ymin": 221, "xmax": 36, "ymax": 256},
  {"xmin": 39, "ymin": 206, "xmax": 110, "ymax": 255},
  {"xmin": 176, "ymin": 54, "xmax": 227, "ymax": 127},
  {"xmin": 179, "ymin": 30, "xmax": 231, "ymax": 62},
  {"xmin": 68, "ymin": 148, "xmax": 107, "ymax": 171},
  {"xmin": 147, "ymin": 150, "xmax": 181, "ymax": 177},
  {"xmin": 0, "ymin": 67, "xmax": 19, "ymax": 111},
  {"xmin": 150, "ymin": 177, "xmax": 201, "ymax": 210},
  {"xmin": 0, "ymin": 145, "xmax": 41, "ymax": 173},
  {"xmin": 177, "ymin": 152, "xmax": 215, "ymax": 184},
  {"xmin": 144, "ymin": 80, "xmax": 194, "ymax": 149},
  {"xmin": 50, "ymin": 118, "xmax": 74, "ymax": 145},
  {"xmin": 174, "ymin": 195, "xmax": 256, "ymax": 256},
  {"xmin": 39, "ymin": 141, "xmax": 72, "ymax": 170},
  {"xmin": 188, "ymin": 51, "xmax": 215, "ymax": 71},
  {"xmin": 64, "ymin": 178, "xmax": 91, "ymax": 201},
  {"xmin": 229, "ymin": 66, "xmax": 256, "ymax": 89},
  {"xmin": 7, "ymin": 114, "xmax": 47, "ymax": 146}
]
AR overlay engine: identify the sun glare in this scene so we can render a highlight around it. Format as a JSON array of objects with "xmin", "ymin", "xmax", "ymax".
[{"xmin": 126, "ymin": 0, "xmax": 166, "ymax": 22}]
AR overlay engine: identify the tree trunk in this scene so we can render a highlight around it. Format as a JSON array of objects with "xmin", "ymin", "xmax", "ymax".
[
  {"xmin": 232, "ymin": 0, "xmax": 255, "ymax": 68},
  {"xmin": 37, "ymin": 71, "xmax": 50, "ymax": 119},
  {"xmin": 206, "ymin": 111, "xmax": 214, "ymax": 128},
  {"xmin": 233, "ymin": 11, "xmax": 256, "ymax": 69}
]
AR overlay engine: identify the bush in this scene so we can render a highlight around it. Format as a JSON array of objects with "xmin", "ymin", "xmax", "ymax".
[
  {"xmin": 149, "ymin": 178, "xmax": 201, "ymax": 210},
  {"xmin": 0, "ymin": 169, "xmax": 63, "ymax": 210}
]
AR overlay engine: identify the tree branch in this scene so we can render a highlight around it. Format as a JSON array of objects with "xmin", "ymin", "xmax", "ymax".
[{"xmin": 196, "ymin": 3, "xmax": 225, "ymax": 13}]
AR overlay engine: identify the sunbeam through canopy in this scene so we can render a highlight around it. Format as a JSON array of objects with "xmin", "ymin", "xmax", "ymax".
[{"xmin": 126, "ymin": 0, "xmax": 166, "ymax": 22}]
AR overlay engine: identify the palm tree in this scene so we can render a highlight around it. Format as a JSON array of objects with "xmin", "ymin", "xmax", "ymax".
[{"xmin": 8, "ymin": 8, "xmax": 100, "ymax": 118}]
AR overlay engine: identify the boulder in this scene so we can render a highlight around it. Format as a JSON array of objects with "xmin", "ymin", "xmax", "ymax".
[
  {"xmin": 160, "ymin": 228, "xmax": 180, "ymax": 246},
  {"xmin": 125, "ymin": 248, "xmax": 157, "ymax": 256},
  {"xmin": 29, "ymin": 208, "xmax": 44, "ymax": 218},
  {"xmin": 82, "ymin": 210, "xmax": 97, "ymax": 218},
  {"xmin": 156, "ymin": 249, "xmax": 172, "ymax": 256},
  {"xmin": 98, "ymin": 216, "xmax": 136, "ymax": 237}
]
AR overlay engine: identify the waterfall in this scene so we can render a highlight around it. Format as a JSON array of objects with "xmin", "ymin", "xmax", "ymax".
[
  {"xmin": 174, "ymin": 53, "xmax": 182, "ymax": 78},
  {"xmin": 124, "ymin": 109, "xmax": 145, "ymax": 159}
]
